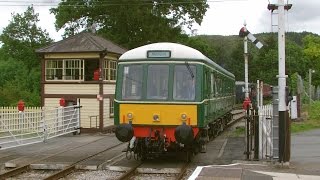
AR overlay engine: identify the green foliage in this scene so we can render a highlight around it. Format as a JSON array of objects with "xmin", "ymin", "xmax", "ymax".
[
  {"xmin": 180, "ymin": 36, "xmax": 217, "ymax": 60},
  {"xmin": 50, "ymin": 0, "xmax": 208, "ymax": 49},
  {"xmin": 290, "ymin": 72, "xmax": 299, "ymax": 95},
  {"xmin": 291, "ymin": 101, "xmax": 320, "ymax": 133},
  {"xmin": 303, "ymin": 34, "xmax": 320, "ymax": 86},
  {"xmin": 0, "ymin": 6, "xmax": 52, "ymax": 106},
  {"xmin": 0, "ymin": 6, "xmax": 53, "ymax": 70},
  {"xmin": 303, "ymin": 34, "xmax": 320, "ymax": 59},
  {"xmin": 230, "ymin": 126, "xmax": 245, "ymax": 137},
  {"xmin": 202, "ymin": 32, "xmax": 319, "ymax": 88}
]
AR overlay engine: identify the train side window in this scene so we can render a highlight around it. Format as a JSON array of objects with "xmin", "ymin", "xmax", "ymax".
[
  {"xmin": 205, "ymin": 70, "xmax": 210, "ymax": 98},
  {"xmin": 211, "ymin": 73, "xmax": 215, "ymax": 97},
  {"xmin": 122, "ymin": 65, "xmax": 143, "ymax": 100},
  {"xmin": 173, "ymin": 65, "xmax": 196, "ymax": 100},
  {"xmin": 215, "ymin": 77, "xmax": 219, "ymax": 96}
]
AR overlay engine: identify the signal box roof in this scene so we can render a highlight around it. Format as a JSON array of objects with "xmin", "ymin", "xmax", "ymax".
[{"xmin": 36, "ymin": 32, "xmax": 127, "ymax": 55}]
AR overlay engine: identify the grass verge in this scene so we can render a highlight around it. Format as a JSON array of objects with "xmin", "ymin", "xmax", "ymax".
[
  {"xmin": 230, "ymin": 126, "xmax": 245, "ymax": 137},
  {"xmin": 291, "ymin": 101, "xmax": 320, "ymax": 133}
]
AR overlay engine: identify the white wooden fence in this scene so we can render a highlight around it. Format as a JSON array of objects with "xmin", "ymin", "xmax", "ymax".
[
  {"xmin": 0, "ymin": 107, "xmax": 43, "ymax": 132},
  {"xmin": 0, "ymin": 106, "xmax": 80, "ymax": 150},
  {"xmin": 258, "ymin": 104, "xmax": 273, "ymax": 159}
]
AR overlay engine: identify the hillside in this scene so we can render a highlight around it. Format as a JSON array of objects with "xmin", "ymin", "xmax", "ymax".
[{"xmin": 192, "ymin": 32, "xmax": 319, "ymax": 86}]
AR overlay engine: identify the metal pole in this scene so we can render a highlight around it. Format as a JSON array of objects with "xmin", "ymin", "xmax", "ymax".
[
  {"xmin": 244, "ymin": 22, "xmax": 249, "ymax": 99},
  {"xmin": 309, "ymin": 69, "xmax": 312, "ymax": 104},
  {"xmin": 246, "ymin": 106, "xmax": 250, "ymax": 160},
  {"xmin": 278, "ymin": 0, "xmax": 287, "ymax": 163},
  {"xmin": 260, "ymin": 81, "xmax": 263, "ymax": 107},
  {"xmin": 257, "ymin": 80, "xmax": 260, "ymax": 108}
]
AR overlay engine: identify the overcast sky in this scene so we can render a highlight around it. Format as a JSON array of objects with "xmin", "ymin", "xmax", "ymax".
[{"xmin": 0, "ymin": 0, "xmax": 319, "ymax": 41}]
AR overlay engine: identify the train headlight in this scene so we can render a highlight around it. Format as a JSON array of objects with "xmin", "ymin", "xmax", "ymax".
[
  {"xmin": 127, "ymin": 113, "xmax": 133, "ymax": 120},
  {"xmin": 153, "ymin": 114, "xmax": 160, "ymax": 121},
  {"xmin": 181, "ymin": 113, "xmax": 187, "ymax": 121}
]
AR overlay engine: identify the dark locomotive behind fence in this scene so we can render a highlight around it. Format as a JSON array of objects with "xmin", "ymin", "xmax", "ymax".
[{"xmin": 235, "ymin": 81, "xmax": 272, "ymax": 104}]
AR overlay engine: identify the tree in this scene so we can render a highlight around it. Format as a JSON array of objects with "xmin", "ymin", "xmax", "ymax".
[
  {"xmin": 181, "ymin": 35, "xmax": 217, "ymax": 60},
  {"xmin": 0, "ymin": 6, "xmax": 53, "ymax": 106},
  {"xmin": 303, "ymin": 34, "xmax": 320, "ymax": 86},
  {"xmin": 50, "ymin": 0, "xmax": 208, "ymax": 48},
  {"xmin": 0, "ymin": 6, "xmax": 53, "ymax": 70}
]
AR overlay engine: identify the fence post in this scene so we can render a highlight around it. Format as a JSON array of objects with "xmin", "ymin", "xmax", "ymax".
[
  {"xmin": 17, "ymin": 100, "xmax": 25, "ymax": 136},
  {"xmin": 76, "ymin": 99, "xmax": 81, "ymax": 134},
  {"xmin": 245, "ymin": 104, "xmax": 250, "ymax": 160},
  {"xmin": 43, "ymin": 124, "xmax": 48, "ymax": 143},
  {"xmin": 254, "ymin": 107, "xmax": 259, "ymax": 160}
]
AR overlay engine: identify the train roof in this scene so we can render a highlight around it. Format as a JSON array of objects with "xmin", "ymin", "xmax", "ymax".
[{"xmin": 119, "ymin": 42, "xmax": 234, "ymax": 78}]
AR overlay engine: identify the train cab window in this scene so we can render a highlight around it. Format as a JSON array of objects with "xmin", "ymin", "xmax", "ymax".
[
  {"xmin": 211, "ymin": 73, "xmax": 215, "ymax": 97},
  {"xmin": 122, "ymin": 65, "xmax": 143, "ymax": 100},
  {"xmin": 173, "ymin": 65, "xmax": 196, "ymax": 100},
  {"xmin": 147, "ymin": 65, "xmax": 169, "ymax": 100}
]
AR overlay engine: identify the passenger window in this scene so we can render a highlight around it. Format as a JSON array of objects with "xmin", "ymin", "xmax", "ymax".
[{"xmin": 173, "ymin": 65, "xmax": 196, "ymax": 100}]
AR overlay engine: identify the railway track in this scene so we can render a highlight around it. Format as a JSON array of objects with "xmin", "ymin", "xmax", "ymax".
[
  {"xmin": 230, "ymin": 109, "xmax": 245, "ymax": 125},
  {"xmin": 44, "ymin": 142, "xmax": 125, "ymax": 180},
  {"xmin": 0, "ymin": 109, "xmax": 245, "ymax": 180},
  {"xmin": 113, "ymin": 110, "xmax": 245, "ymax": 180},
  {"xmin": 0, "ymin": 138, "xmax": 125, "ymax": 179},
  {"xmin": 116, "ymin": 161, "xmax": 190, "ymax": 180}
]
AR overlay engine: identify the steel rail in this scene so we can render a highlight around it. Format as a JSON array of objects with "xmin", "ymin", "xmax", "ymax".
[
  {"xmin": 0, "ymin": 136, "xmax": 115, "ymax": 179},
  {"xmin": 176, "ymin": 162, "xmax": 190, "ymax": 180},
  {"xmin": 116, "ymin": 161, "xmax": 143, "ymax": 180},
  {"xmin": 44, "ymin": 142, "xmax": 125, "ymax": 180}
]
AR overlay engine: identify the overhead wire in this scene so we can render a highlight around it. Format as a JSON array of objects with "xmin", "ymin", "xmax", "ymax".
[{"xmin": 0, "ymin": 0, "xmax": 248, "ymax": 7}]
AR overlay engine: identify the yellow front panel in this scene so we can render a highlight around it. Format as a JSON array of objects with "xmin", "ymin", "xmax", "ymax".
[{"xmin": 120, "ymin": 104, "xmax": 197, "ymax": 126}]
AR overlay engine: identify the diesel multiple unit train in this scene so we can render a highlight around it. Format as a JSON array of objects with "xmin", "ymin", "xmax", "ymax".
[{"xmin": 114, "ymin": 42, "xmax": 235, "ymax": 160}]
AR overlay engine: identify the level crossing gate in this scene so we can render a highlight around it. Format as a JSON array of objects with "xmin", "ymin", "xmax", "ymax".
[
  {"xmin": 258, "ymin": 104, "xmax": 273, "ymax": 159},
  {"xmin": 253, "ymin": 83, "xmax": 279, "ymax": 161},
  {"xmin": 0, "ymin": 105, "xmax": 80, "ymax": 150}
]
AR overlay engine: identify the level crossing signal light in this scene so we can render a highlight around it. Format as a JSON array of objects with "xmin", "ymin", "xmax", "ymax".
[{"xmin": 239, "ymin": 27, "xmax": 263, "ymax": 49}]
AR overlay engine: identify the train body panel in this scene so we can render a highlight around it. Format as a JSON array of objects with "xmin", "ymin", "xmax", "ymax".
[
  {"xmin": 113, "ymin": 42, "xmax": 235, "ymax": 160},
  {"xmin": 119, "ymin": 104, "xmax": 198, "ymax": 126}
]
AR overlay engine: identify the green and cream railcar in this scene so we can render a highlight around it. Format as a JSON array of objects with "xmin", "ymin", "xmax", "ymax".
[{"xmin": 114, "ymin": 42, "xmax": 235, "ymax": 160}]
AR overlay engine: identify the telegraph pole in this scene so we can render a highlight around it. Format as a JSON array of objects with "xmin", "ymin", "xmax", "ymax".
[
  {"xmin": 278, "ymin": 0, "xmax": 287, "ymax": 163},
  {"xmin": 309, "ymin": 69, "xmax": 315, "ymax": 105},
  {"xmin": 268, "ymin": 0, "xmax": 292, "ymax": 164}
]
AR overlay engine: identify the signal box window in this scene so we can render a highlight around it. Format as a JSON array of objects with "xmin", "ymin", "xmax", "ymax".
[
  {"xmin": 122, "ymin": 65, "xmax": 143, "ymax": 100},
  {"xmin": 45, "ymin": 59, "xmax": 84, "ymax": 81},
  {"xmin": 173, "ymin": 65, "xmax": 196, "ymax": 100},
  {"xmin": 45, "ymin": 60, "xmax": 63, "ymax": 80},
  {"xmin": 104, "ymin": 60, "xmax": 117, "ymax": 81},
  {"xmin": 147, "ymin": 65, "xmax": 169, "ymax": 100}
]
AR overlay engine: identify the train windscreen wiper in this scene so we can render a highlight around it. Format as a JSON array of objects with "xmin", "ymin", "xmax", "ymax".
[{"xmin": 185, "ymin": 62, "xmax": 194, "ymax": 79}]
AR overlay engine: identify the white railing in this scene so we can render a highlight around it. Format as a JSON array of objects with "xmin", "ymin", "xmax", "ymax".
[
  {"xmin": 258, "ymin": 104, "xmax": 273, "ymax": 159},
  {"xmin": 0, "ymin": 105, "xmax": 80, "ymax": 150}
]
